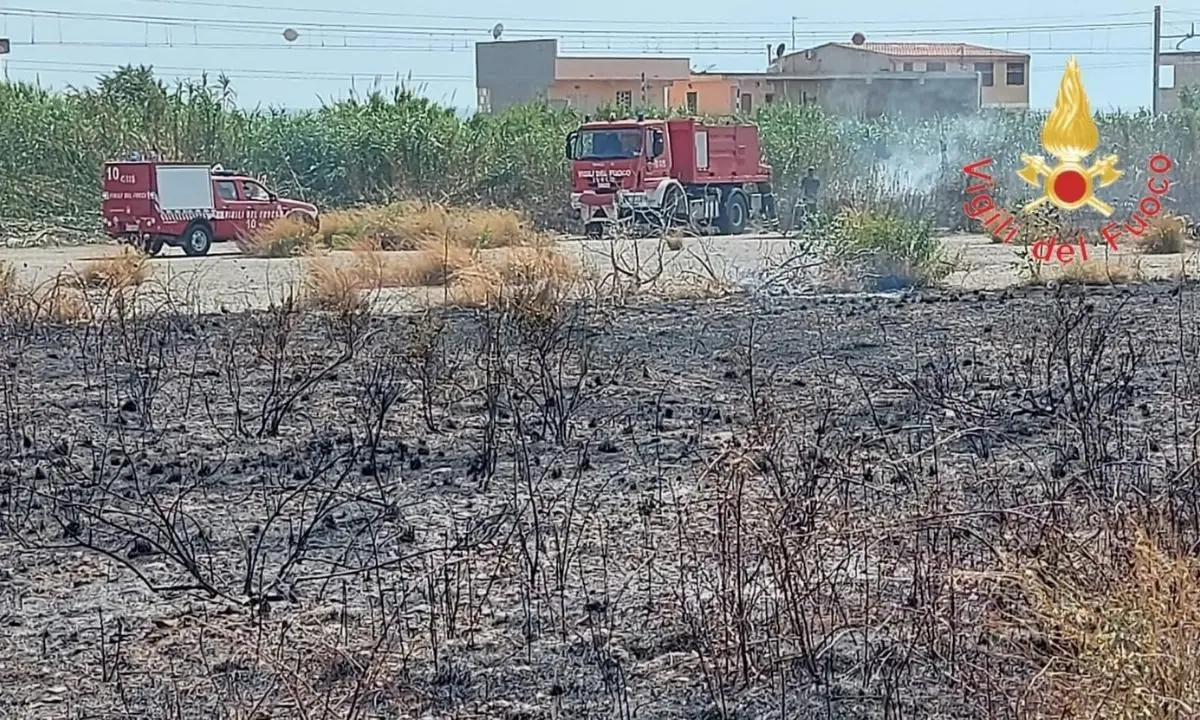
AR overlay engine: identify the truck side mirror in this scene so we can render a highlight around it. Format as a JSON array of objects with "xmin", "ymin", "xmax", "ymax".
[
  {"xmin": 651, "ymin": 131, "xmax": 664, "ymax": 158},
  {"xmin": 565, "ymin": 132, "xmax": 577, "ymax": 160}
]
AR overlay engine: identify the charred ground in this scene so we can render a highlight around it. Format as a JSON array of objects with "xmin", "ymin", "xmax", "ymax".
[{"xmin": 2, "ymin": 283, "xmax": 1200, "ymax": 719}]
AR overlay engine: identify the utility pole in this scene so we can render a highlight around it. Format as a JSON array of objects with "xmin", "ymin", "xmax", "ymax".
[
  {"xmin": 791, "ymin": 17, "xmax": 796, "ymax": 50},
  {"xmin": 1153, "ymin": 4, "xmax": 1162, "ymax": 113}
]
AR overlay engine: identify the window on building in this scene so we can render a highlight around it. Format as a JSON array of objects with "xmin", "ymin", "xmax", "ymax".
[
  {"xmin": 1160, "ymin": 65, "xmax": 1177, "ymax": 89},
  {"xmin": 686, "ymin": 91, "xmax": 698, "ymax": 114},
  {"xmin": 616, "ymin": 90, "xmax": 632, "ymax": 108},
  {"xmin": 764, "ymin": 93, "xmax": 775, "ymax": 104},
  {"xmin": 975, "ymin": 62, "xmax": 994, "ymax": 87},
  {"xmin": 903, "ymin": 62, "xmax": 914, "ymax": 71},
  {"xmin": 1006, "ymin": 62, "xmax": 1026, "ymax": 86},
  {"xmin": 740, "ymin": 93, "xmax": 752, "ymax": 113},
  {"xmin": 926, "ymin": 61, "xmax": 946, "ymax": 72}
]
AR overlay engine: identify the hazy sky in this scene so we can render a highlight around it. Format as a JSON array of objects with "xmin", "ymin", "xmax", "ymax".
[{"xmin": 0, "ymin": 0, "xmax": 1195, "ymax": 112}]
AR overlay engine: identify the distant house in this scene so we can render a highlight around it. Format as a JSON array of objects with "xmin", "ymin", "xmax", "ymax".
[
  {"xmin": 550, "ymin": 56, "xmax": 690, "ymax": 113},
  {"xmin": 475, "ymin": 38, "xmax": 688, "ymax": 113},
  {"xmin": 473, "ymin": 38, "xmax": 1029, "ymax": 118},
  {"xmin": 769, "ymin": 42, "xmax": 1030, "ymax": 110},
  {"xmin": 1157, "ymin": 51, "xmax": 1200, "ymax": 111},
  {"xmin": 664, "ymin": 69, "xmax": 983, "ymax": 118}
]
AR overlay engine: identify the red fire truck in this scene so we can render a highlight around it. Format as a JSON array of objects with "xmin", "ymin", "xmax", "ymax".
[
  {"xmin": 565, "ymin": 116, "xmax": 776, "ymax": 238},
  {"xmin": 101, "ymin": 160, "xmax": 319, "ymax": 256}
]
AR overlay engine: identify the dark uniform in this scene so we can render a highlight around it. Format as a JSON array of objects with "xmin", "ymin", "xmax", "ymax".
[
  {"xmin": 800, "ymin": 172, "xmax": 820, "ymax": 214},
  {"xmin": 793, "ymin": 168, "xmax": 820, "ymax": 230}
]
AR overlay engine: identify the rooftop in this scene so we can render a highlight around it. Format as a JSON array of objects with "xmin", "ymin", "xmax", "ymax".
[
  {"xmin": 717, "ymin": 70, "xmax": 980, "ymax": 81},
  {"xmin": 832, "ymin": 42, "xmax": 1027, "ymax": 58}
]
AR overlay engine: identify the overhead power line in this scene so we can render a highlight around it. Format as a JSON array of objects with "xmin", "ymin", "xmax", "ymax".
[
  {"xmin": 2, "ymin": 57, "xmax": 1151, "ymax": 82},
  {"xmin": 0, "ymin": 7, "xmax": 1152, "ymax": 42},
  {"xmin": 113, "ymin": 0, "xmax": 1151, "ymax": 29},
  {"xmin": 5, "ymin": 59, "xmax": 470, "ymax": 81},
  {"xmin": 6, "ymin": 39, "xmax": 1154, "ymax": 57}
]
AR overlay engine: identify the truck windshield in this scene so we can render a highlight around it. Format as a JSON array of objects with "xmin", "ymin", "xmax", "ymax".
[{"xmin": 575, "ymin": 129, "xmax": 643, "ymax": 160}]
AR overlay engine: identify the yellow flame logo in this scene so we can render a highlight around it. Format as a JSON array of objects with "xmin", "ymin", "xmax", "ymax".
[{"xmin": 1015, "ymin": 57, "xmax": 1122, "ymax": 215}]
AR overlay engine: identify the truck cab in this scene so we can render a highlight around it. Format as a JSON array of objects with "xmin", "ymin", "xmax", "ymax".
[
  {"xmin": 565, "ymin": 117, "xmax": 775, "ymax": 238},
  {"xmin": 101, "ymin": 160, "xmax": 319, "ymax": 256}
]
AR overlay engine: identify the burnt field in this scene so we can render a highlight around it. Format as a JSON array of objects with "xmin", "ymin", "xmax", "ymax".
[{"xmin": 3, "ymin": 283, "xmax": 1200, "ymax": 719}]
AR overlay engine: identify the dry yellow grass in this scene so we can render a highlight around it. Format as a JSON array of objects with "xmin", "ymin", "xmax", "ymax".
[
  {"xmin": 0, "ymin": 260, "xmax": 17, "ymax": 299},
  {"xmin": 1057, "ymin": 257, "xmax": 1144, "ymax": 285},
  {"xmin": 0, "ymin": 260, "xmax": 26, "ymax": 320},
  {"xmin": 300, "ymin": 240, "xmax": 577, "ymax": 318},
  {"xmin": 1133, "ymin": 212, "xmax": 1189, "ymax": 255},
  {"xmin": 318, "ymin": 202, "xmax": 537, "ymax": 251},
  {"xmin": 448, "ymin": 245, "xmax": 579, "ymax": 314},
  {"xmin": 300, "ymin": 256, "xmax": 370, "ymax": 315},
  {"xmin": 993, "ymin": 526, "xmax": 1200, "ymax": 719},
  {"xmin": 0, "ymin": 264, "xmax": 94, "ymax": 324},
  {"xmin": 248, "ymin": 202, "xmax": 540, "ymax": 262},
  {"xmin": 239, "ymin": 215, "xmax": 320, "ymax": 258},
  {"xmin": 34, "ymin": 278, "xmax": 93, "ymax": 323},
  {"xmin": 74, "ymin": 247, "xmax": 152, "ymax": 289},
  {"xmin": 345, "ymin": 251, "xmax": 411, "ymax": 290},
  {"xmin": 292, "ymin": 201, "xmax": 568, "ymax": 315},
  {"xmin": 385, "ymin": 237, "xmax": 477, "ymax": 287},
  {"xmin": 303, "ymin": 241, "xmax": 471, "ymax": 303}
]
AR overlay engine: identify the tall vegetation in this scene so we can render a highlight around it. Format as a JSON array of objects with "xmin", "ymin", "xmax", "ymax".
[{"xmin": 5, "ymin": 64, "xmax": 1200, "ymax": 228}]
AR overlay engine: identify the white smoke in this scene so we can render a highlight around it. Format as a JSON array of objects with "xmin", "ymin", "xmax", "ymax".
[
  {"xmin": 872, "ymin": 114, "xmax": 1030, "ymax": 193},
  {"xmin": 876, "ymin": 150, "xmax": 945, "ymax": 194}
]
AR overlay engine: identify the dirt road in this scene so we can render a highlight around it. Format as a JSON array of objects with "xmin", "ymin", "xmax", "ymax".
[{"xmin": 1, "ymin": 234, "xmax": 1194, "ymax": 313}]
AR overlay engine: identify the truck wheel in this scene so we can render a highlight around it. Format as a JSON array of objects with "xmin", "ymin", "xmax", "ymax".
[
  {"xmin": 718, "ymin": 192, "xmax": 748, "ymax": 235},
  {"xmin": 181, "ymin": 223, "xmax": 213, "ymax": 257},
  {"xmin": 584, "ymin": 222, "xmax": 604, "ymax": 240},
  {"xmin": 287, "ymin": 210, "xmax": 318, "ymax": 230}
]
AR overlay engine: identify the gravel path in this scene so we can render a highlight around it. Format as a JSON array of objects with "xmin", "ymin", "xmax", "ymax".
[{"xmin": 4, "ymin": 234, "xmax": 1197, "ymax": 314}]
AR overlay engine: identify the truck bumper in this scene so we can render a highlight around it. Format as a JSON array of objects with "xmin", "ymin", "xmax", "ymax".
[{"xmin": 571, "ymin": 191, "xmax": 650, "ymax": 224}]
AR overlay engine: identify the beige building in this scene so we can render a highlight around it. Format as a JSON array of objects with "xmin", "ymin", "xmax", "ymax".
[
  {"xmin": 1156, "ymin": 51, "xmax": 1200, "ymax": 111},
  {"xmin": 475, "ymin": 39, "xmax": 691, "ymax": 114},
  {"xmin": 548, "ymin": 57, "xmax": 689, "ymax": 113},
  {"xmin": 770, "ymin": 42, "xmax": 1030, "ymax": 109},
  {"xmin": 665, "ymin": 70, "xmax": 981, "ymax": 118},
  {"xmin": 474, "ymin": 37, "xmax": 1025, "ymax": 117}
]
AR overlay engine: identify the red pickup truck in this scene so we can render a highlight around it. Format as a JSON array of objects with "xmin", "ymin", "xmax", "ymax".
[{"xmin": 101, "ymin": 160, "xmax": 318, "ymax": 256}]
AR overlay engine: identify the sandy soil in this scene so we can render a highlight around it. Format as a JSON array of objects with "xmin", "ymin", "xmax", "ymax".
[
  {"xmin": 0, "ymin": 234, "xmax": 796, "ymax": 314},
  {"xmin": 3, "ymin": 234, "xmax": 1197, "ymax": 314}
]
